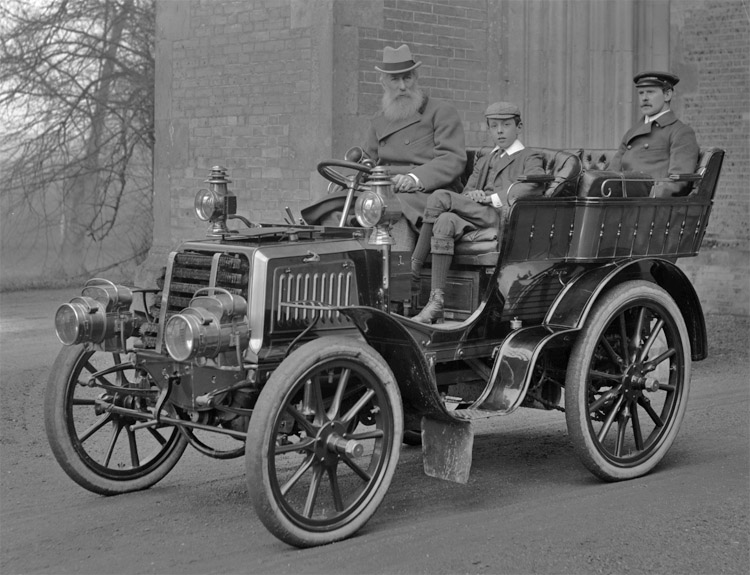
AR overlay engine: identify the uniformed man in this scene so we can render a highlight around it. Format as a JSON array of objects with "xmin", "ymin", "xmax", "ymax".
[
  {"xmin": 609, "ymin": 71, "xmax": 699, "ymax": 197},
  {"xmin": 302, "ymin": 44, "xmax": 466, "ymax": 228}
]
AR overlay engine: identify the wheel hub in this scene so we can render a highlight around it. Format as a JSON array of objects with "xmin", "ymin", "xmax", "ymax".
[
  {"xmin": 313, "ymin": 421, "xmax": 364, "ymax": 465},
  {"xmin": 622, "ymin": 364, "xmax": 660, "ymax": 400}
]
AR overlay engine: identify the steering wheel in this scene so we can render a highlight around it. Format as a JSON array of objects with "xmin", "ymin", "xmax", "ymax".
[
  {"xmin": 316, "ymin": 159, "xmax": 374, "ymax": 227},
  {"xmin": 317, "ymin": 159, "xmax": 373, "ymax": 189}
]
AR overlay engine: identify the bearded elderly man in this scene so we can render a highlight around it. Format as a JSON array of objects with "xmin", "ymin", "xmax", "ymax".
[
  {"xmin": 302, "ymin": 44, "xmax": 466, "ymax": 229},
  {"xmin": 609, "ymin": 71, "xmax": 699, "ymax": 197}
]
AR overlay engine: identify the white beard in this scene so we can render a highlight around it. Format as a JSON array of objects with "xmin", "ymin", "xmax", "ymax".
[{"xmin": 382, "ymin": 88, "xmax": 424, "ymax": 121}]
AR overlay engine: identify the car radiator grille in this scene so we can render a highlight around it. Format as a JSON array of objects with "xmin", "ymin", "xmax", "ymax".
[
  {"xmin": 167, "ymin": 252, "xmax": 249, "ymax": 313},
  {"xmin": 274, "ymin": 269, "xmax": 356, "ymax": 329}
]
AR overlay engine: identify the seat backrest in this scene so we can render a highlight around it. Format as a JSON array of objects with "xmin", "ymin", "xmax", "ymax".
[
  {"xmin": 533, "ymin": 148, "xmax": 583, "ymax": 197},
  {"xmin": 572, "ymin": 147, "xmax": 724, "ymax": 199},
  {"xmin": 692, "ymin": 147, "xmax": 724, "ymax": 199}
]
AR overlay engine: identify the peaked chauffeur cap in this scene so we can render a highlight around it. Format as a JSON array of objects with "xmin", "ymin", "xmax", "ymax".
[
  {"xmin": 634, "ymin": 71, "xmax": 680, "ymax": 89},
  {"xmin": 375, "ymin": 44, "xmax": 422, "ymax": 74}
]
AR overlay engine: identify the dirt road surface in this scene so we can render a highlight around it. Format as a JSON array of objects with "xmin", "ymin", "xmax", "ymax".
[{"xmin": 1, "ymin": 288, "xmax": 748, "ymax": 574}]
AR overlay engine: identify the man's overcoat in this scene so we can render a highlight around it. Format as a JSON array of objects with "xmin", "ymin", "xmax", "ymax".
[
  {"xmin": 302, "ymin": 96, "xmax": 466, "ymax": 228},
  {"xmin": 608, "ymin": 110, "xmax": 699, "ymax": 196}
]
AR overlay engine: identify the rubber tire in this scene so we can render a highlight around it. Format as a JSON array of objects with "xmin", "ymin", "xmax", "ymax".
[
  {"xmin": 246, "ymin": 336, "xmax": 403, "ymax": 547},
  {"xmin": 45, "ymin": 345, "xmax": 188, "ymax": 495},
  {"xmin": 565, "ymin": 281, "xmax": 691, "ymax": 481}
]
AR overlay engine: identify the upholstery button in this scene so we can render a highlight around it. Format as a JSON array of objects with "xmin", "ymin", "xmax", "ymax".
[
  {"xmin": 644, "ymin": 143, "xmax": 649, "ymax": 149},
  {"xmin": 627, "ymin": 145, "xmax": 632, "ymax": 150},
  {"xmin": 405, "ymin": 139, "xmax": 410, "ymax": 145}
]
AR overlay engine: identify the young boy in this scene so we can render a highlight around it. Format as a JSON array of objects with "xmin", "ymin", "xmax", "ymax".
[{"xmin": 411, "ymin": 102, "xmax": 546, "ymax": 324}]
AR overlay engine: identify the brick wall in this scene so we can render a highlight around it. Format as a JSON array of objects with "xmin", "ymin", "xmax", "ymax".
[
  {"xmin": 152, "ymin": 0, "xmax": 333, "ymax": 251},
  {"xmin": 671, "ymin": 0, "xmax": 749, "ymax": 314}
]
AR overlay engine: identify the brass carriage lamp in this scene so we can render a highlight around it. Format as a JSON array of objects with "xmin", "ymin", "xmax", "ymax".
[
  {"xmin": 194, "ymin": 166, "xmax": 238, "ymax": 236},
  {"xmin": 354, "ymin": 166, "xmax": 402, "ymax": 245}
]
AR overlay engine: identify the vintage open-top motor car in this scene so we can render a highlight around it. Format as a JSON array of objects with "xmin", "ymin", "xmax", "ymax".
[{"xmin": 45, "ymin": 145, "xmax": 724, "ymax": 547}]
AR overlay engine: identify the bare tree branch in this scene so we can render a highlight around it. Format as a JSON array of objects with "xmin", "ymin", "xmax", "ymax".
[{"xmin": 0, "ymin": 0, "xmax": 155, "ymax": 282}]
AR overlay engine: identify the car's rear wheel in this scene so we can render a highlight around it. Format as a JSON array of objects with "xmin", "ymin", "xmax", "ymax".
[
  {"xmin": 246, "ymin": 336, "xmax": 403, "ymax": 547},
  {"xmin": 565, "ymin": 281, "xmax": 691, "ymax": 481}
]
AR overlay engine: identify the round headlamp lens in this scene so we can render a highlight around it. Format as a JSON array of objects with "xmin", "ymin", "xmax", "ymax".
[
  {"xmin": 55, "ymin": 304, "xmax": 84, "ymax": 345},
  {"xmin": 355, "ymin": 192, "xmax": 384, "ymax": 228},
  {"xmin": 194, "ymin": 189, "xmax": 219, "ymax": 221},
  {"xmin": 164, "ymin": 315, "xmax": 198, "ymax": 361}
]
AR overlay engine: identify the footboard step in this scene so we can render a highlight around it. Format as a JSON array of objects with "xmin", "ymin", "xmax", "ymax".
[{"xmin": 452, "ymin": 408, "xmax": 509, "ymax": 420}]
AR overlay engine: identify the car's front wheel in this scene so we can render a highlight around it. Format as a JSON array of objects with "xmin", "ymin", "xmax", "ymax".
[{"xmin": 246, "ymin": 336, "xmax": 403, "ymax": 547}]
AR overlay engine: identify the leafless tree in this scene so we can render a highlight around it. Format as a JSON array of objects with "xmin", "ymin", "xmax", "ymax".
[{"xmin": 0, "ymin": 0, "xmax": 155, "ymax": 282}]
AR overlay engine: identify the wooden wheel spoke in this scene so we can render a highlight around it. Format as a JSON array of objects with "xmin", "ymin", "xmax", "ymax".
[
  {"xmin": 79, "ymin": 413, "xmax": 113, "ymax": 443},
  {"xmin": 147, "ymin": 427, "xmax": 168, "ymax": 446},
  {"xmin": 618, "ymin": 314, "xmax": 629, "ymax": 360},
  {"xmin": 630, "ymin": 401, "xmax": 644, "ymax": 450},
  {"xmin": 601, "ymin": 336, "xmax": 624, "ymax": 366},
  {"xmin": 347, "ymin": 429, "xmax": 383, "ymax": 441},
  {"xmin": 589, "ymin": 369, "xmax": 622, "ymax": 382},
  {"xmin": 629, "ymin": 307, "xmax": 646, "ymax": 362},
  {"xmin": 589, "ymin": 384, "xmax": 622, "ymax": 413},
  {"xmin": 341, "ymin": 389, "xmax": 376, "ymax": 425},
  {"xmin": 103, "ymin": 421, "xmax": 124, "ymax": 467},
  {"xmin": 643, "ymin": 348, "xmax": 676, "ymax": 372},
  {"xmin": 303, "ymin": 465, "xmax": 323, "ymax": 518},
  {"xmin": 597, "ymin": 394, "xmax": 626, "ymax": 443},
  {"xmin": 280, "ymin": 453, "xmax": 315, "ymax": 496},
  {"xmin": 638, "ymin": 395, "xmax": 664, "ymax": 427},
  {"xmin": 342, "ymin": 453, "xmax": 372, "ymax": 481},
  {"xmin": 615, "ymin": 412, "xmax": 629, "ymax": 457},
  {"xmin": 284, "ymin": 403, "xmax": 316, "ymax": 436},
  {"xmin": 327, "ymin": 466, "xmax": 345, "ymax": 512},
  {"xmin": 637, "ymin": 318, "xmax": 664, "ymax": 363},
  {"xmin": 327, "ymin": 368, "xmax": 351, "ymax": 420},
  {"xmin": 275, "ymin": 437, "xmax": 315, "ymax": 454},
  {"xmin": 126, "ymin": 427, "xmax": 140, "ymax": 467}
]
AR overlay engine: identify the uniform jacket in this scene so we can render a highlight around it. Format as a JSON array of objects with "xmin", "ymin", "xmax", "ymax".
[
  {"xmin": 608, "ymin": 110, "xmax": 700, "ymax": 196},
  {"xmin": 466, "ymin": 146, "xmax": 546, "ymax": 206},
  {"xmin": 364, "ymin": 95, "xmax": 466, "ymax": 193}
]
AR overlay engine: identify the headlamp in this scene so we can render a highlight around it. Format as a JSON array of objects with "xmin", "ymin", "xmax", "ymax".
[
  {"xmin": 164, "ymin": 289, "xmax": 249, "ymax": 362},
  {"xmin": 54, "ymin": 279, "xmax": 135, "ymax": 346}
]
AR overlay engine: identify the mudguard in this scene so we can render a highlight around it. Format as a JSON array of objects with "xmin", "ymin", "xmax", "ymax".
[
  {"xmin": 333, "ymin": 306, "xmax": 474, "ymax": 483},
  {"xmin": 545, "ymin": 257, "xmax": 707, "ymax": 359}
]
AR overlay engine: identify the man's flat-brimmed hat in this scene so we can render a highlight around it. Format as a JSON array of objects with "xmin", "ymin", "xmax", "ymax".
[
  {"xmin": 485, "ymin": 101, "xmax": 521, "ymax": 120},
  {"xmin": 634, "ymin": 71, "xmax": 680, "ymax": 89},
  {"xmin": 375, "ymin": 44, "xmax": 422, "ymax": 74}
]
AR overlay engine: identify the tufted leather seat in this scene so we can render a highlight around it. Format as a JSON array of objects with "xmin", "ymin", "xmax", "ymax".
[
  {"xmin": 452, "ymin": 148, "xmax": 582, "ymax": 259},
  {"xmin": 572, "ymin": 148, "xmax": 723, "ymax": 198}
]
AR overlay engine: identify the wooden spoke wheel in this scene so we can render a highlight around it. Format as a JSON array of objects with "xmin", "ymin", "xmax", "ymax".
[
  {"xmin": 246, "ymin": 336, "xmax": 402, "ymax": 547},
  {"xmin": 44, "ymin": 345, "xmax": 187, "ymax": 495},
  {"xmin": 565, "ymin": 281, "xmax": 691, "ymax": 481}
]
